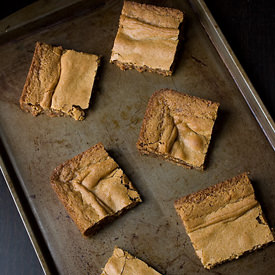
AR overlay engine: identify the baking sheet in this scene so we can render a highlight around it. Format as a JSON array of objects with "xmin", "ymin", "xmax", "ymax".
[{"xmin": 0, "ymin": 0, "xmax": 275, "ymax": 274}]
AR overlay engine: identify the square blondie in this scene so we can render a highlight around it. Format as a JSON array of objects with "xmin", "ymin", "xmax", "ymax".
[
  {"xmin": 51, "ymin": 143, "xmax": 141, "ymax": 236},
  {"xmin": 110, "ymin": 1, "xmax": 184, "ymax": 76},
  {"xmin": 174, "ymin": 173, "xmax": 274, "ymax": 269},
  {"xmin": 101, "ymin": 247, "xmax": 162, "ymax": 275},
  {"xmin": 136, "ymin": 89, "xmax": 219, "ymax": 169},
  {"xmin": 20, "ymin": 42, "xmax": 100, "ymax": 120}
]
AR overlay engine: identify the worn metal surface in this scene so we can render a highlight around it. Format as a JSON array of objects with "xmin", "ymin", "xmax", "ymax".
[{"xmin": 0, "ymin": 0, "xmax": 275, "ymax": 274}]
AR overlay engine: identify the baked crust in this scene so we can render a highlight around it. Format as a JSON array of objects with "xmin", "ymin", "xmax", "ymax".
[
  {"xmin": 101, "ymin": 247, "xmax": 162, "ymax": 275},
  {"xmin": 110, "ymin": 1, "xmax": 184, "ymax": 75},
  {"xmin": 20, "ymin": 42, "xmax": 100, "ymax": 120},
  {"xmin": 20, "ymin": 42, "xmax": 62, "ymax": 116},
  {"xmin": 51, "ymin": 143, "xmax": 141, "ymax": 236},
  {"xmin": 136, "ymin": 89, "xmax": 219, "ymax": 169},
  {"xmin": 112, "ymin": 60, "xmax": 173, "ymax": 76},
  {"xmin": 174, "ymin": 173, "xmax": 275, "ymax": 269}
]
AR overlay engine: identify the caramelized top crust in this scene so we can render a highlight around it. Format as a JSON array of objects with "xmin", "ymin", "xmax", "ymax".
[
  {"xmin": 137, "ymin": 89, "xmax": 219, "ymax": 169},
  {"xmin": 101, "ymin": 247, "xmax": 162, "ymax": 275},
  {"xmin": 174, "ymin": 173, "xmax": 256, "ymax": 232},
  {"xmin": 51, "ymin": 50, "xmax": 99, "ymax": 120},
  {"xmin": 51, "ymin": 143, "xmax": 141, "ymax": 235},
  {"xmin": 20, "ymin": 42, "xmax": 62, "ymax": 112},
  {"xmin": 110, "ymin": 1, "xmax": 184, "ymax": 71},
  {"xmin": 122, "ymin": 1, "xmax": 183, "ymax": 28},
  {"xmin": 175, "ymin": 173, "xmax": 252, "ymax": 211}
]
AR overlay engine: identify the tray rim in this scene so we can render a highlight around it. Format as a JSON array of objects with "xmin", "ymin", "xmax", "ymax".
[
  {"xmin": 0, "ymin": 0, "xmax": 274, "ymax": 274},
  {"xmin": 0, "ymin": 142, "xmax": 52, "ymax": 275}
]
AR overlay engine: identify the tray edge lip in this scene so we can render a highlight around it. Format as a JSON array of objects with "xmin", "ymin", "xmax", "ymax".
[{"xmin": 0, "ymin": 138, "xmax": 51, "ymax": 275}]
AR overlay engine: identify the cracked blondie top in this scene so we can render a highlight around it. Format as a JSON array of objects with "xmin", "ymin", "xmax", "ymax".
[
  {"xmin": 137, "ymin": 89, "xmax": 219, "ymax": 169},
  {"xmin": 51, "ymin": 143, "xmax": 141, "ymax": 236},
  {"xmin": 174, "ymin": 173, "xmax": 274, "ymax": 269},
  {"xmin": 20, "ymin": 42, "xmax": 100, "ymax": 120},
  {"xmin": 101, "ymin": 247, "xmax": 162, "ymax": 275},
  {"xmin": 110, "ymin": 1, "xmax": 184, "ymax": 76}
]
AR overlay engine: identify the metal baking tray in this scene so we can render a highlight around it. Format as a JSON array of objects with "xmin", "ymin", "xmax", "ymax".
[{"xmin": 0, "ymin": 0, "xmax": 275, "ymax": 274}]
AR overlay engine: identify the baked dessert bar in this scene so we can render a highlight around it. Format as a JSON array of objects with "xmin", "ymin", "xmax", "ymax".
[
  {"xmin": 51, "ymin": 143, "xmax": 141, "ymax": 236},
  {"xmin": 20, "ymin": 42, "xmax": 100, "ymax": 120},
  {"xmin": 174, "ymin": 173, "xmax": 274, "ymax": 269},
  {"xmin": 110, "ymin": 1, "xmax": 184, "ymax": 76},
  {"xmin": 136, "ymin": 89, "xmax": 219, "ymax": 169},
  {"xmin": 101, "ymin": 247, "xmax": 162, "ymax": 275}
]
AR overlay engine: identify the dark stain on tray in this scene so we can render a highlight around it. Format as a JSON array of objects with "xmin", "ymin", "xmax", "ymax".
[{"xmin": 191, "ymin": 55, "xmax": 208, "ymax": 67}]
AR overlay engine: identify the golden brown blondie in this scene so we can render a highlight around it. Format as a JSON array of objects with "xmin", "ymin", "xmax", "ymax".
[
  {"xmin": 20, "ymin": 42, "xmax": 100, "ymax": 120},
  {"xmin": 101, "ymin": 247, "xmax": 162, "ymax": 275},
  {"xmin": 137, "ymin": 89, "xmax": 219, "ymax": 169},
  {"xmin": 51, "ymin": 143, "xmax": 141, "ymax": 236},
  {"xmin": 174, "ymin": 173, "xmax": 274, "ymax": 269},
  {"xmin": 110, "ymin": 1, "xmax": 184, "ymax": 76}
]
